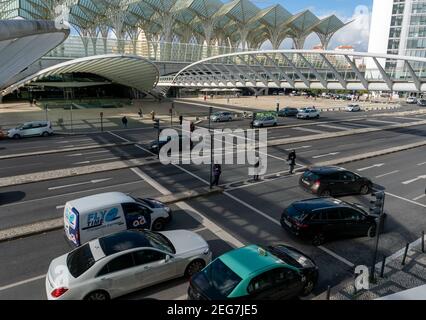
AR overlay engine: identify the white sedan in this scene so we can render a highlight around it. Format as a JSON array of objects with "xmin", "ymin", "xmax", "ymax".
[
  {"xmin": 46, "ymin": 229, "xmax": 212, "ymax": 300},
  {"xmin": 297, "ymin": 108, "xmax": 320, "ymax": 119},
  {"xmin": 346, "ymin": 104, "xmax": 361, "ymax": 112}
]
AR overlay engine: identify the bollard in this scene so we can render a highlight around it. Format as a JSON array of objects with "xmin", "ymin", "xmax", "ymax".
[
  {"xmin": 380, "ymin": 256, "xmax": 386, "ymax": 278},
  {"xmin": 326, "ymin": 285, "xmax": 331, "ymax": 300},
  {"xmin": 402, "ymin": 243, "xmax": 409, "ymax": 265},
  {"xmin": 422, "ymin": 231, "xmax": 425, "ymax": 253}
]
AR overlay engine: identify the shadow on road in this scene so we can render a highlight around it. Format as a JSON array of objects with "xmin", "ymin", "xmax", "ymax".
[{"xmin": 0, "ymin": 191, "xmax": 26, "ymax": 205}]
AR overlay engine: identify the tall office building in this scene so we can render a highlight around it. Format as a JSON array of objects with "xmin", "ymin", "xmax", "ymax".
[{"xmin": 368, "ymin": 0, "xmax": 426, "ymax": 72}]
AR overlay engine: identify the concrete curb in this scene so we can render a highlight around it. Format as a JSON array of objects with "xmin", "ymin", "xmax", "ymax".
[
  {"xmin": 0, "ymin": 141, "xmax": 135, "ymax": 160},
  {"xmin": 268, "ymin": 119, "xmax": 426, "ymax": 147},
  {"xmin": 0, "ymin": 186, "xmax": 223, "ymax": 243},
  {"xmin": 0, "ymin": 157, "xmax": 160, "ymax": 188}
]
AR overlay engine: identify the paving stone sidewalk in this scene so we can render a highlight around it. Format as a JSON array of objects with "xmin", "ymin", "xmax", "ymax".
[{"xmin": 317, "ymin": 243, "xmax": 426, "ymax": 300}]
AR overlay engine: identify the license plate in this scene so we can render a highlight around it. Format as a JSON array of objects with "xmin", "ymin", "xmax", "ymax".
[{"xmin": 284, "ymin": 219, "xmax": 292, "ymax": 228}]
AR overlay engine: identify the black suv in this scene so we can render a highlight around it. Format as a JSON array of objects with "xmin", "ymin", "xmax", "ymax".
[
  {"xmin": 280, "ymin": 198, "xmax": 377, "ymax": 245},
  {"xmin": 278, "ymin": 107, "xmax": 299, "ymax": 117},
  {"xmin": 299, "ymin": 167, "xmax": 372, "ymax": 197}
]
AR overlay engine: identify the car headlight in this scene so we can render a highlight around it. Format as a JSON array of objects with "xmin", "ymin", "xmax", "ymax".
[
  {"xmin": 151, "ymin": 144, "xmax": 158, "ymax": 148},
  {"xmin": 165, "ymin": 206, "xmax": 171, "ymax": 213},
  {"xmin": 203, "ymin": 248, "xmax": 210, "ymax": 255}
]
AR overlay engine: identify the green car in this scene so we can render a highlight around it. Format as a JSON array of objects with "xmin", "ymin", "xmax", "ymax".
[{"xmin": 188, "ymin": 244, "xmax": 318, "ymax": 300}]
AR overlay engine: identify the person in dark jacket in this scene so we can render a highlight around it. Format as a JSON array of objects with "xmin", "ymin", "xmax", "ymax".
[
  {"xmin": 122, "ymin": 116, "xmax": 128, "ymax": 128},
  {"xmin": 287, "ymin": 150, "xmax": 296, "ymax": 174},
  {"xmin": 253, "ymin": 159, "xmax": 260, "ymax": 181},
  {"xmin": 212, "ymin": 163, "xmax": 222, "ymax": 186}
]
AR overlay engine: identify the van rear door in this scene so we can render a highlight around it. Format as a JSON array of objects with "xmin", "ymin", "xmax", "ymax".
[{"xmin": 64, "ymin": 204, "xmax": 80, "ymax": 246}]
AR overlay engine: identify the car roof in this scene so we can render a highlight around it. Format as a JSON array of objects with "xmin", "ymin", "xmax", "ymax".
[
  {"xmin": 291, "ymin": 197, "xmax": 355, "ymax": 212},
  {"xmin": 68, "ymin": 192, "xmax": 134, "ymax": 212},
  {"xmin": 219, "ymin": 245, "xmax": 284, "ymax": 279},
  {"xmin": 97, "ymin": 230, "xmax": 153, "ymax": 256},
  {"xmin": 307, "ymin": 166, "xmax": 347, "ymax": 174}
]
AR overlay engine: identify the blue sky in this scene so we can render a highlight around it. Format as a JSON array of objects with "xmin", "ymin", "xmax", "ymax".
[{"xmin": 251, "ymin": 0, "xmax": 373, "ymax": 17}]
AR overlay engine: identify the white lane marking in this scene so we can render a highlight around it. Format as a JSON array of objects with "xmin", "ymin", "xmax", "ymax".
[
  {"xmin": 48, "ymin": 178, "xmax": 112, "ymax": 191},
  {"xmin": 109, "ymin": 131, "xmax": 130, "ymax": 142},
  {"xmin": 55, "ymin": 139, "xmax": 92, "ymax": 144},
  {"xmin": 292, "ymin": 127, "xmax": 326, "ymax": 134},
  {"xmin": 413, "ymin": 194, "xmax": 426, "ymax": 201},
  {"xmin": 318, "ymin": 124, "xmax": 350, "ymax": 131},
  {"xmin": 0, "ymin": 275, "xmax": 45, "ymax": 292},
  {"xmin": 111, "ymin": 132, "xmax": 354, "ymax": 267},
  {"xmin": 193, "ymin": 226, "xmax": 208, "ymax": 233},
  {"xmin": 73, "ymin": 157, "xmax": 119, "ymax": 165},
  {"xmin": 312, "ymin": 152, "xmax": 339, "ymax": 159},
  {"xmin": 65, "ymin": 153, "xmax": 83, "ymax": 157},
  {"xmin": 385, "ymin": 192, "xmax": 426, "ymax": 208},
  {"xmin": 130, "ymin": 167, "xmax": 243, "ymax": 248},
  {"xmin": 418, "ymin": 162, "xmax": 426, "ymax": 166},
  {"xmin": 366, "ymin": 119, "xmax": 398, "ymax": 124},
  {"xmin": 357, "ymin": 163, "xmax": 385, "ymax": 172},
  {"xmin": 402, "ymin": 175, "xmax": 426, "ymax": 185},
  {"xmin": 0, "ymin": 180, "xmax": 144, "ymax": 208},
  {"xmin": 341, "ymin": 122, "xmax": 371, "ymax": 128},
  {"xmin": 84, "ymin": 150, "xmax": 111, "ymax": 155},
  {"xmin": 375, "ymin": 170, "xmax": 399, "ymax": 178},
  {"xmin": 394, "ymin": 117, "xmax": 424, "ymax": 121},
  {"xmin": 56, "ymin": 205, "xmax": 65, "ymax": 210},
  {"xmin": 285, "ymin": 146, "xmax": 311, "ymax": 151},
  {"xmin": 317, "ymin": 246, "xmax": 355, "ymax": 268}
]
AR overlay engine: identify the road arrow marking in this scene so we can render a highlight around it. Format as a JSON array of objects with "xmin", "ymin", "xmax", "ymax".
[
  {"xmin": 402, "ymin": 175, "xmax": 426, "ymax": 185},
  {"xmin": 312, "ymin": 152, "xmax": 339, "ymax": 159},
  {"xmin": 357, "ymin": 163, "xmax": 385, "ymax": 172},
  {"xmin": 48, "ymin": 178, "xmax": 112, "ymax": 191}
]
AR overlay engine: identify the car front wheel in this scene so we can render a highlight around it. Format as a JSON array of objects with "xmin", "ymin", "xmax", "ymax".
[
  {"xmin": 13, "ymin": 134, "xmax": 21, "ymax": 139},
  {"xmin": 185, "ymin": 259, "xmax": 206, "ymax": 278},
  {"xmin": 84, "ymin": 290, "xmax": 110, "ymax": 300},
  {"xmin": 368, "ymin": 225, "xmax": 377, "ymax": 238},
  {"xmin": 360, "ymin": 185, "xmax": 370, "ymax": 195},
  {"xmin": 152, "ymin": 218, "xmax": 166, "ymax": 231},
  {"xmin": 312, "ymin": 233, "xmax": 326, "ymax": 246},
  {"xmin": 301, "ymin": 280, "xmax": 315, "ymax": 296},
  {"xmin": 42, "ymin": 131, "xmax": 49, "ymax": 137}
]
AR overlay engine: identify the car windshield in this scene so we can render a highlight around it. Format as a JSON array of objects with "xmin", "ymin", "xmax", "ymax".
[
  {"xmin": 192, "ymin": 258, "xmax": 242, "ymax": 299},
  {"xmin": 15, "ymin": 124, "xmax": 24, "ymax": 129},
  {"xmin": 302, "ymin": 171, "xmax": 320, "ymax": 182},
  {"xmin": 132, "ymin": 197, "xmax": 165, "ymax": 209},
  {"xmin": 66, "ymin": 243, "xmax": 96, "ymax": 278},
  {"xmin": 286, "ymin": 205, "xmax": 309, "ymax": 222},
  {"xmin": 143, "ymin": 230, "xmax": 175, "ymax": 254}
]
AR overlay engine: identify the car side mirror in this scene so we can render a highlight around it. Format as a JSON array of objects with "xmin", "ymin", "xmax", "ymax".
[{"xmin": 165, "ymin": 255, "xmax": 172, "ymax": 263}]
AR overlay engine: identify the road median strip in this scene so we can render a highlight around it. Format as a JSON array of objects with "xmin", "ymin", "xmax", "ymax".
[
  {"xmin": 0, "ymin": 157, "xmax": 160, "ymax": 187},
  {"xmin": 0, "ymin": 141, "xmax": 135, "ymax": 160},
  {"xmin": 0, "ymin": 186, "xmax": 223, "ymax": 243}
]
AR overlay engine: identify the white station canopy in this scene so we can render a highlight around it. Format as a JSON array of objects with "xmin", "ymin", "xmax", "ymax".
[
  {"xmin": 0, "ymin": 20, "xmax": 70, "ymax": 91},
  {"xmin": 2, "ymin": 54, "xmax": 160, "ymax": 96}
]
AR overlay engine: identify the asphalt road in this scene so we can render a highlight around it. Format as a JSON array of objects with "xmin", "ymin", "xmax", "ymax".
[{"xmin": 0, "ymin": 103, "xmax": 425, "ymax": 300}]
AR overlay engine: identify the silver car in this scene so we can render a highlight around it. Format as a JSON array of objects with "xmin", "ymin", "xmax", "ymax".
[
  {"xmin": 7, "ymin": 121, "xmax": 53, "ymax": 139},
  {"xmin": 211, "ymin": 111, "xmax": 233, "ymax": 122},
  {"xmin": 253, "ymin": 116, "xmax": 278, "ymax": 128},
  {"xmin": 46, "ymin": 229, "xmax": 212, "ymax": 300}
]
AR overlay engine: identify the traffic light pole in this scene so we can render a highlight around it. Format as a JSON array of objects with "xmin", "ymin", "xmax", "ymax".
[
  {"xmin": 209, "ymin": 107, "xmax": 213, "ymax": 189},
  {"xmin": 370, "ymin": 192, "xmax": 386, "ymax": 282}
]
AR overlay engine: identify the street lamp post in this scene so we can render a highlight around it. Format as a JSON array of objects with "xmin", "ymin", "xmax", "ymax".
[{"xmin": 209, "ymin": 106, "xmax": 213, "ymax": 189}]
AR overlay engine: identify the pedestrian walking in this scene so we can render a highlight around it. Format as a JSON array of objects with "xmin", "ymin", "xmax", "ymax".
[
  {"xmin": 179, "ymin": 115, "xmax": 183, "ymax": 125},
  {"xmin": 287, "ymin": 150, "xmax": 296, "ymax": 174},
  {"xmin": 190, "ymin": 122, "xmax": 195, "ymax": 133},
  {"xmin": 212, "ymin": 163, "xmax": 222, "ymax": 186},
  {"xmin": 121, "ymin": 116, "xmax": 128, "ymax": 128},
  {"xmin": 138, "ymin": 108, "xmax": 143, "ymax": 118},
  {"xmin": 150, "ymin": 110, "xmax": 155, "ymax": 121},
  {"xmin": 253, "ymin": 159, "xmax": 261, "ymax": 181}
]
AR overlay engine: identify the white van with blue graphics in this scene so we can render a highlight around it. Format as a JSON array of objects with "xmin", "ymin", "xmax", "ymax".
[{"xmin": 64, "ymin": 192, "xmax": 172, "ymax": 246}]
